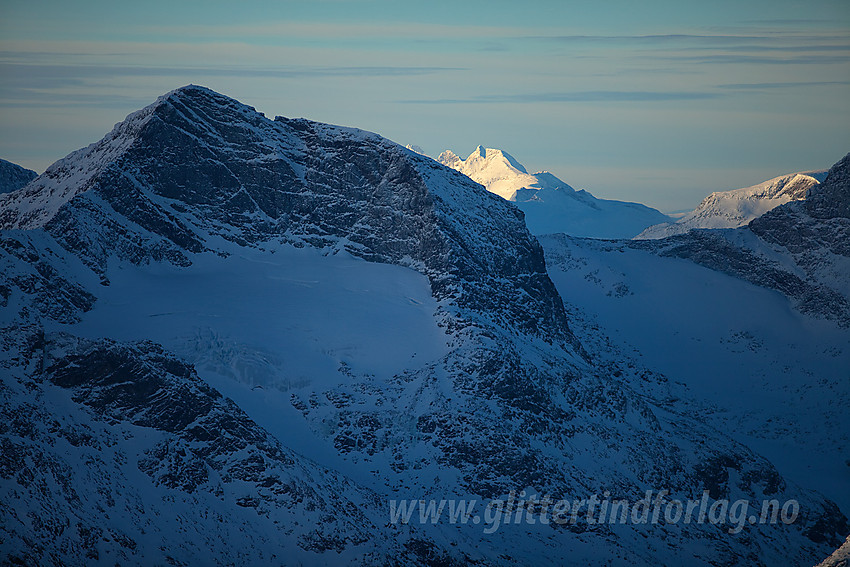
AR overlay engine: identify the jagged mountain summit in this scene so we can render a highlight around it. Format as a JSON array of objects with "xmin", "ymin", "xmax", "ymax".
[
  {"xmin": 1, "ymin": 86, "xmax": 846, "ymax": 566},
  {"xmin": 637, "ymin": 171, "xmax": 825, "ymax": 239},
  {"xmin": 0, "ymin": 158, "xmax": 37, "ymax": 194},
  {"xmin": 437, "ymin": 146, "xmax": 550, "ymax": 201},
  {"xmin": 437, "ymin": 146, "xmax": 670, "ymax": 239}
]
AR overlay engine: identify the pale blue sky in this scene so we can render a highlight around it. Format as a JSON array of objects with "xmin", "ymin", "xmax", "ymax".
[{"xmin": 1, "ymin": 0, "xmax": 849, "ymax": 211}]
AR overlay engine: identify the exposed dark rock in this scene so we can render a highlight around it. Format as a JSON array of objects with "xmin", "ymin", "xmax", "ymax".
[{"xmin": 0, "ymin": 158, "xmax": 37, "ymax": 194}]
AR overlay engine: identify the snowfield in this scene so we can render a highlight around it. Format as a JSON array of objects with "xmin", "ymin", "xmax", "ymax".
[{"xmin": 542, "ymin": 234, "xmax": 850, "ymax": 516}]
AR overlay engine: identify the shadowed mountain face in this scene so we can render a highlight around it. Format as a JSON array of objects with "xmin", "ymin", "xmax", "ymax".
[
  {"xmin": 0, "ymin": 86, "xmax": 575, "ymax": 348},
  {"xmin": 0, "ymin": 158, "xmax": 37, "ymax": 194},
  {"xmin": 1, "ymin": 86, "xmax": 846, "ymax": 566},
  {"xmin": 750, "ymin": 153, "xmax": 850, "ymax": 250}
]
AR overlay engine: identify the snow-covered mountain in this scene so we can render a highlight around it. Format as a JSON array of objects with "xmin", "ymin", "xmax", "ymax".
[
  {"xmin": 643, "ymin": 155, "xmax": 850, "ymax": 327},
  {"xmin": 540, "ymin": 153, "xmax": 850, "ymax": 533},
  {"xmin": 0, "ymin": 158, "xmax": 37, "ymax": 194},
  {"xmin": 437, "ymin": 146, "xmax": 549, "ymax": 201},
  {"xmin": 405, "ymin": 143, "xmax": 426, "ymax": 155},
  {"xmin": 1, "ymin": 86, "xmax": 847, "ymax": 566},
  {"xmin": 437, "ymin": 146, "xmax": 670, "ymax": 238},
  {"xmin": 637, "ymin": 171, "xmax": 824, "ymax": 239}
]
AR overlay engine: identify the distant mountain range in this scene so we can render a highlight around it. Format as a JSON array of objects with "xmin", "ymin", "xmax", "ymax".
[
  {"xmin": 430, "ymin": 146, "xmax": 671, "ymax": 239},
  {"xmin": 637, "ymin": 171, "xmax": 827, "ymax": 239}
]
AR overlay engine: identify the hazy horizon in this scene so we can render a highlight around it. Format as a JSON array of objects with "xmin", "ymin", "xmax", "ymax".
[{"xmin": 1, "ymin": 0, "xmax": 848, "ymax": 212}]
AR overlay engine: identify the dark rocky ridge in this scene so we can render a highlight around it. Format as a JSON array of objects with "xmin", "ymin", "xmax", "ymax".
[
  {"xmin": 0, "ymin": 158, "xmax": 37, "ymax": 195},
  {"xmin": 1, "ymin": 85, "xmax": 577, "ymax": 350},
  {"xmin": 750, "ymin": 152, "xmax": 850, "ymax": 254}
]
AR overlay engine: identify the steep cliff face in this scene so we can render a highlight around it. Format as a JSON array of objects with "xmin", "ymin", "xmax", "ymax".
[
  {"xmin": 750, "ymin": 153, "xmax": 850, "ymax": 262},
  {"xmin": 1, "ymin": 86, "xmax": 846, "ymax": 566}
]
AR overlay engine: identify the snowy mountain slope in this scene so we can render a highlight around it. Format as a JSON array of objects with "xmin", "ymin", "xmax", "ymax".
[
  {"xmin": 6, "ymin": 235, "xmax": 845, "ymax": 567},
  {"xmin": 0, "ymin": 239, "xmax": 460, "ymax": 566},
  {"xmin": 637, "ymin": 172, "xmax": 822, "ymax": 239},
  {"xmin": 538, "ymin": 152, "xmax": 850, "ymax": 528},
  {"xmin": 0, "ymin": 88, "xmax": 575, "ymax": 347},
  {"xmin": 641, "ymin": 154, "xmax": 850, "ymax": 327},
  {"xmin": 405, "ymin": 143, "xmax": 426, "ymax": 155},
  {"xmin": 1, "ymin": 334, "xmax": 444, "ymax": 567},
  {"xmin": 437, "ymin": 146, "xmax": 670, "ymax": 238},
  {"xmin": 750, "ymin": 154, "xmax": 850, "ymax": 294},
  {"xmin": 517, "ymin": 185, "xmax": 672, "ymax": 240},
  {"xmin": 0, "ymin": 108, "xmax": 159, "ymax": 229},
  {"xmin": 541, "ymin": 234, "xmax": 850, "ymax": 518},
  {"xmin": 1, "ymin": 86, "xmax": 847, "ymax": 565},
  {"xmin": 0, "ymin": 158, "xmax": 37, "ymax": 195}
]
